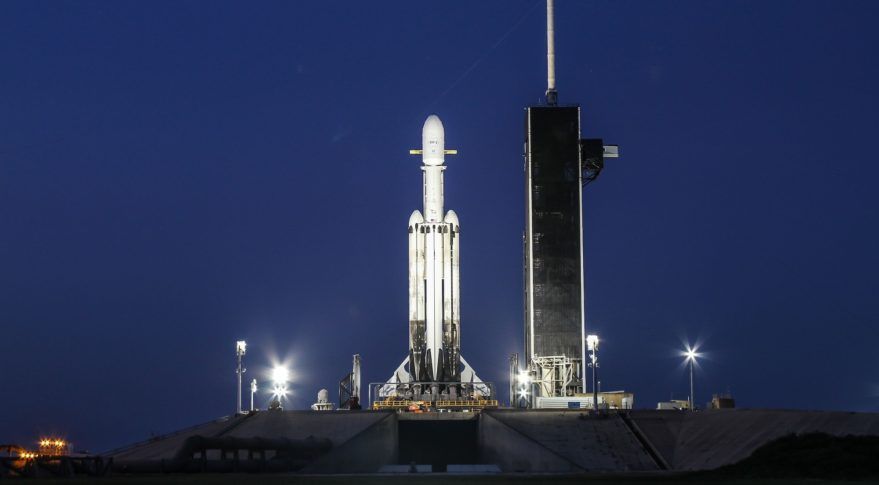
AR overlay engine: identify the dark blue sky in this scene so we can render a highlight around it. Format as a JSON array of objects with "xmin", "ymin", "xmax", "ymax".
[{"xmin": 2, "ymin": 0, "xmax": 877, "ymax": 451}]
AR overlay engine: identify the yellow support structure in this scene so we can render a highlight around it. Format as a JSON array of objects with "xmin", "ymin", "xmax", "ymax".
[
  {"xmin": 372, "ymin": 399, "xmax": 499, "ymax": 411},
  {"xmin": 434, "ymin": 400, "xmax": 499, "ymax": 409},
  {"xmin": 372, "ymin": 400, "xmax": 412, "ymax": 410}
]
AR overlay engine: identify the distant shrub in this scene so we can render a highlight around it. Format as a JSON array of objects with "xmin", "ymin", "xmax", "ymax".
[{"xmin": 711, "ymin": 432, "xmax": 879, "ymax": 480}]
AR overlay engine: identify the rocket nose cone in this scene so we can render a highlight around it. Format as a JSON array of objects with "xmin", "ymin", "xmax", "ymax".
[
  {"xmin": 422, "ymin": 114, "xmax": 444, "ymax": 137},
  {"xmin": 422, "ymin": 114, "xmax": 445, "ymax": 166},
  {"xmin": 409, "ymin": 210, "xmax": 424, "ymax": 227}
]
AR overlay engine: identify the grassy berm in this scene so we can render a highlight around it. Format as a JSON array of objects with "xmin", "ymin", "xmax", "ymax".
[{"xmin": 706, "ymin": 432, "xmax": 879, "ymax": 481}]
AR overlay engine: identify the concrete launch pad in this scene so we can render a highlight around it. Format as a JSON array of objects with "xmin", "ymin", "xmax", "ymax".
[{"xmin": 102, "ymin": 408, "xmax": 879, "ymax": 475}]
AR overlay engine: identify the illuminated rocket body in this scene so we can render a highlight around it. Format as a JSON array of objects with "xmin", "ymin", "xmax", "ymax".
[
  {"xmin": 379, "ymin": 114, "xmax": 486, "ymax": 401},
  {"xmin": 408, "ymin": 115, "xmax": 461, "ymax": 383}
]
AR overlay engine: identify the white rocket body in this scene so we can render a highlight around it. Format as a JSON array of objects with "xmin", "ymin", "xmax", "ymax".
[{"xmin": 408, "ymin": 115, "xmax": 461, "ymax": 383}]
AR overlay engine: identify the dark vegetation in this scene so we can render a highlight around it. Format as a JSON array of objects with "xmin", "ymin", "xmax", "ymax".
[{"xmin": 709, "ymin": 432, "xmax": 879, "ymax": 480}]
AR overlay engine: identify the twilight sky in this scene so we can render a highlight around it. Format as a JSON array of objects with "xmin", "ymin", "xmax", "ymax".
[{"xmin": 1, "ymin": 0, "xmax": 878, "ymax": 451}]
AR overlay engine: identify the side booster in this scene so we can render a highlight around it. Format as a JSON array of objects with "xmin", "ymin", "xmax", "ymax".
[{"xmin": 407, "ymin": 115, "xmax": 461, "ymax": 383}]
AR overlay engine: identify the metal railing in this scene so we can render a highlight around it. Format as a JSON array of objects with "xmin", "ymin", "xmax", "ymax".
[
  {"xmin": 372, "ymin": 400, "xmax": 414, "ymax": 410},
  {"xmin": 435, "ymin": 400, "xmax": 499, "ymax": 409},
  {"xmin": 371, "ymin": 399, "xmax": 499, "ymax": 411}
]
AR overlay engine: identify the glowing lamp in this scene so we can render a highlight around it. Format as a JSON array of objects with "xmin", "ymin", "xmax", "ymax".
[{"xmin": 271, "ymin": 366, "xmax": 289, "ymax": 384}]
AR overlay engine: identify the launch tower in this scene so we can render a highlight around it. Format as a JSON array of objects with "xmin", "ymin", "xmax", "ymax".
[{"xmin": 522, "ymin": 0, "xmax": 618, "ymax": 405}]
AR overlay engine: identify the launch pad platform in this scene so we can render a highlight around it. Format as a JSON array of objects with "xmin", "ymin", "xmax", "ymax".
[{"xmin": 89, "ymin": 408, "xmax": 879, "ymax": 476}]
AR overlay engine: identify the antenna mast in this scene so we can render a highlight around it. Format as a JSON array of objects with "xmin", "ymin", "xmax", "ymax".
[{"xmin": 546, "ymin": 0, "xmax": 558, "ymax": 105}]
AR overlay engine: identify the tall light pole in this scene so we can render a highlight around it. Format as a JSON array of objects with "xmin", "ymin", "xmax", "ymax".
[
  {"xmin": 250, "ymin": 378, "xmax": 258, "ymax": 412},
  {"xmin": 235, "ymin": 340, "xmax": 247, "ymax": 415},
  {"xmin": 586, "ymin": 334, "xmax": 599, "ymax": 411},
  {"xmin": 685, "ymin": 347, "xmax": 699, "ymax": 411}
]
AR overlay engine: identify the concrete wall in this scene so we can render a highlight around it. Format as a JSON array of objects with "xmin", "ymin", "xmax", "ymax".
[
  {"xmin": 304, "ymin": 412, "xmax": 397, "ymax": 473},
  {"xmin": 479, "ymin": 411, "xmax": 581, "ymax": 472},
  {"xmin": 483, "ymin": 410, "xmax": 658, "ymax": 472},
  {"xmin": 626, "ymin": 410, "xmax": 686, "ymax": 467},
  {"xmin": 223, "ymin": 410, "xmax": 390, "ymax": 443},
  {"xmin": 109, "ymin": 410, "xmax": 394, "ymax": 467},
  {"xmin": 107, "ymin": 416, "xmax": 247, "ymax": 461}
]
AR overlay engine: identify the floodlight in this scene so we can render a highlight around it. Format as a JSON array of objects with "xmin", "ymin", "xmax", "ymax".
[
  {"xmin": 517, "ymin": 371, "xmax": 531, "ymax": 385},
  {"xmin": 271, "ymin": 366, "xmax": 289, "ymax": 384},
  {"xmin": 272, "ymin": 383, "xmax": 289, "ymax": 399},
  {"xmin": 236, "ymin": 340, "xmax": 247, "ymax": 355},
  {"xmin": 586, "ymin": 334, "xmax": 599, "ymax": 351}
]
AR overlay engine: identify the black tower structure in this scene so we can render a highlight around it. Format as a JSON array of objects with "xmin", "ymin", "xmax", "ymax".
[
  {"xmin": 523, "ymin": 106, "xmax": 583, "ymax": 363},
  {"xmin": 523, "ymin": 0, "xmax": 615, "ymax": 400}
]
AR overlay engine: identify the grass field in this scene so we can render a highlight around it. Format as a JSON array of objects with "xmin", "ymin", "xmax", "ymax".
[{"xmin": 10, "ymin": 475, "xmax": 872, "ymax": 485}]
